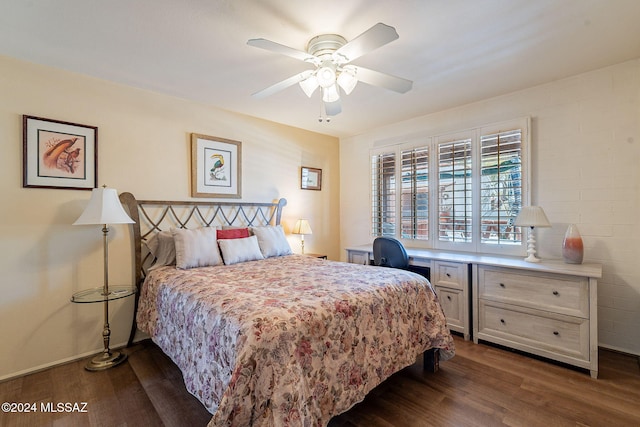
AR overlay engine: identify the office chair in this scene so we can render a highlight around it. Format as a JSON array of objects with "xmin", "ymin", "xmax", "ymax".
[
  {"xmin": 373, "ymin": 237, "xmax": 409, "ymax": 269},
  {"xmin": 373, "ymin": 237, "xmax": 431, "ymax": 280}
]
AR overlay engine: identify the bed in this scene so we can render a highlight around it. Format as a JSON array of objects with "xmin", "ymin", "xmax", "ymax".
[{"xmin": 119, "ymin": 192, "xmax": 455, "ymax": 427}]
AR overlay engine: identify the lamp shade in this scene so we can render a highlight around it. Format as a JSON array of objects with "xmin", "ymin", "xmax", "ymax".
[
  {"xmin": 337, "ymin": 65, "xmax": 358, "ymax": 95},
  {"xmin": 322, "ymin": 84, "xmax": 340, "ymax": 103},
  {"xmin": 514, "ymin": 206, "xmax": 551, "ymax": 228},
  {"xmin": 73, "ymin": 187, "xmax": 134, "ymax": 225},
  {"xmin": 292, "ymin": 219, "xmax": 312, "ymax": 235},
  {"xmin": 299, "ymin": 75, "xmax": 319, "ymax": 98}
]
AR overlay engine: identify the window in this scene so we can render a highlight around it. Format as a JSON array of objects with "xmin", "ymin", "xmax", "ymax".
[{"xmin": 370, "ymin": 118, "xmax": 529, "ymax": 255}]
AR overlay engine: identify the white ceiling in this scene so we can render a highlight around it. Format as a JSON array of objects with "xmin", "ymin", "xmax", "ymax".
[{"xmin": 2, "ymin": 0, "xmax": 640, "ymax": 138}]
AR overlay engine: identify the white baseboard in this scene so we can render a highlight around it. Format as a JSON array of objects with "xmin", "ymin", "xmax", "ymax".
[{"xmin": 0, "ymin": 340, "xmax": 129, "ymax": 383}]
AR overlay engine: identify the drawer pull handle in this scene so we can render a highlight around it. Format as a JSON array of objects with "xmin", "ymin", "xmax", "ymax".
[
  {"xmin": 446, "ymin": 273, "xmax": 451, "ymax": 278},
  {"xmin": 500, "ymin": 319, "xmax": 506, "ymax": 324},
  {"xmin": 553, "ymin": 291, "xmax": 559, "ymax": 296},
  {"xmin": 499, "ymin": 283, "xmax": 506, "ymax": 288},
  {"xmin": 447, "ymin": 296, "xmax": 452, "ymax": 301},
  {"xmin": 553, "ymin": 331, "xmax": 559, "ymax": 336}
]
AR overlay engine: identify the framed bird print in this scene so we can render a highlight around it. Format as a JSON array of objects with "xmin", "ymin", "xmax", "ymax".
[
  {"xmin": 301, "ymin": 166, "xmax": 322, "ymax": 190},
  {"xmin": 191, "ymin": 133, "xmax": 242, "ymax": 198},
  {"xmin": 23, "ymin": 115, "xmax": 97, "ymax": 190}
]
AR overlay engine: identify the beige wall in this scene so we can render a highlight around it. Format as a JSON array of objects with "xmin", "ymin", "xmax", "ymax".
[
  {"xmin": 340, "ymin": 59, "xmax": 640, "ymax": 356},
  {"xmin": 0, "ymin": 55, "xmax": 339, "ymax": 380}
]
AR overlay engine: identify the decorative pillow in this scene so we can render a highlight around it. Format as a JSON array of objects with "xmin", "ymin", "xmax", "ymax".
[
  {"xmin": 171, "ymin": 227, "xmax": 223, "ymax": 269},
  {"xmin": 144, "ymin": 230, "xmax": 176, "ymax": 269},
  {"xmin": 251, "ymin": 225, "xmax": 293, "ymax": 258},
  {"xmin": 216, "ymin": 228, "xmax": 250, "ymax": 240},
  {"xmin": 218, "ymin": 235, "xmax": 264, "ymax": 265}
]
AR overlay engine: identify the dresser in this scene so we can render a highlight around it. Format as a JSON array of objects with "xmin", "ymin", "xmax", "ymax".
[
  {"xmin": 345, "ymin": 245, "xmax": 602, "ymax": 377},
  {"xmin": 472, "ymin": 257, "xmax": 601, "ymax": 378}
]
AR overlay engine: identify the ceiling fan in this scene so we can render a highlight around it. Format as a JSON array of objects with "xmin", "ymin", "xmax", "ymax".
[{"xmin": 247, "ymin": 22, "xmax": 413, "ymax": 117}]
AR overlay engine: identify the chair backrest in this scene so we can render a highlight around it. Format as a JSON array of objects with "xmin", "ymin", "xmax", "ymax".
[{"xmin": 373, "ymin": 237, "xmax": 409, "ymax": 269}]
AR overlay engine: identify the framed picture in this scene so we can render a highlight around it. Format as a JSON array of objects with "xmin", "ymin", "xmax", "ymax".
[
  {"xmin": 301, "ymin": 166, "xmax": 322, "ymax": 191},
  {"xmin": 191, "ymin": 133, "xmax": 242, "ymax": 198},
  {"xmin": 23, "ymin": 115, "xmax": 97, "ymax": 190}
]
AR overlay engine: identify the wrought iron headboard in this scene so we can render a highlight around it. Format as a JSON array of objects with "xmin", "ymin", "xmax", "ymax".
[{"xmin": 118, "ymin": 192, "xmax": 287, "ymax": 344}]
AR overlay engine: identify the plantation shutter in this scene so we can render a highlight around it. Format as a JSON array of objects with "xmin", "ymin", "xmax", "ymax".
[
  {"xmin": 400, "ymin": 147, "xmax": 429, "ymax": 240},
  {"xmin": 480, "ymin": 129, "xmax": 523, "ymax": 244},
  {"xmin": 438, "ymin": 139, "xmax": 473, "ymax": 243},
  {"xmin": 371, "ymin": 152, "xmax": 396, "ymax": 237}
]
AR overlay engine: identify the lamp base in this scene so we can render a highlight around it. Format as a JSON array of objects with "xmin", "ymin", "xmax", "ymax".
[
  {"xmin": 85, "ymin": 350, "xmax": 127, "ymax": 371},
  {"xmin": 523, "ymin": 254, "xmax": 542, "ymax": 263}
]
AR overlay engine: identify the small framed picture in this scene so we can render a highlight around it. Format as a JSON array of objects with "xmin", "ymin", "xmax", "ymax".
[
  {"xmin": 23, "ymin": 115, "xmax": 97, "ymax": 190},
  {"xmin": 301, "ymin": 166, "xmax": 322, "ymax": 191},
  {"xmin": 191, "ymin": 133, "xmax": 242, "ymax": 198}
]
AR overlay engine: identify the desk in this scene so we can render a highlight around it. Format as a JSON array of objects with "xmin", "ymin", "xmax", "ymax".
[
  {"xmin": 346, "ymin": 245, "xmax": 473, "ymax": 340},
  {"xmin": 345, "ymin": 244, "xmax": 602, "ymax": 377}
]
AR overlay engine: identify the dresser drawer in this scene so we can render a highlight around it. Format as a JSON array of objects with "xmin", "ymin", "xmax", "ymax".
[
  {"xmin": 478, "ymin": 266, "xmax": 589, "ymax": 318},
  {"xmin": 478, "ymin": 301, "xmax": 589, "ymax": 361},
  {"xmin": 435, "ymin": 286, "xmax": 464, "ymax": 329},
  {"xmin": 433, "ymin": 261, "xmax": 466, "ymax": 290}
]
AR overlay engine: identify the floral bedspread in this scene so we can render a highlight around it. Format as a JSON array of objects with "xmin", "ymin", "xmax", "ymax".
[{"xmin": 136, "ymin": 254, "xmax": 455, "ymax": 427}]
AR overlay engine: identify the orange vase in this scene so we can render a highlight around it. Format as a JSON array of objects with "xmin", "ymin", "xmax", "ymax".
[{"xmin": 562, "ymin": 224, "xmax": 584, "ymax": 264}]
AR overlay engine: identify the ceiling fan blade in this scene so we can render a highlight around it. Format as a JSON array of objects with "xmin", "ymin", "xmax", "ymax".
[
  {"xmin": 247, "ymin": 38, "xmax": 319, "ymax": 64},
  {"xmin": 333, "ymin": 23, "xmax": 399, "ymax": 64},
  {"xmin": 324, "ymin": 99, "xmax": 342, "ymax": 116},
  {"xmin": 354, "ymin": 66, "xmax": 413, "ymax": 93},
  {"xmin": 252, "ymin": 70, "xmax": 314, "ymax": 99}
]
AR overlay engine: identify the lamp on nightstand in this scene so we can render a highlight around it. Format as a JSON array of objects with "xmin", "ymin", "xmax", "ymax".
[
  {"xmin": 292, "ymin": 219, "xmax": 312, "ymax": 254},
  {"xmin": 73, "ymin": 186, "xmax": 134, "ymax": 371},
  {"xmin": 514, "ymin": 206, "xmax": 551, "ymax": 263}
]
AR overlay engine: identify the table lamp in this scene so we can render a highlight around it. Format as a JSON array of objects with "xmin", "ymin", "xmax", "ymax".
[
  {"xmin": 514, "ymin": 206, "xmax": 551, "ymax": 263},
  {"xmin": 292, "ymin": 219, "xmax": 312, "ymax": 254}
]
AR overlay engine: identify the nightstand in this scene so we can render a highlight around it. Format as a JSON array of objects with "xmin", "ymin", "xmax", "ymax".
[
  {"xmin": 304, "ymin": 253, "xmax": 327, "ymax": 259},
  {"xmin": 71, "ymin": 285, "xmax": 136, "ymax": 371}
]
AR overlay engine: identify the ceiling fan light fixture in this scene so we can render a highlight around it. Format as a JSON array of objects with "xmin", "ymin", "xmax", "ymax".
[
  {"xmin": 316, "ymin": 63, "xmax": 337, "ymax": 88},
  {"xmin": 322, "ymin": 84, "xmax": 340, "ymax": 103},
  {"xmin": 299, "ymin": 75, "xmax": 319, "ymax": 97},
  {"xmin": 337, "ymin": 66, "xmax": 358, "ymax": 95}
]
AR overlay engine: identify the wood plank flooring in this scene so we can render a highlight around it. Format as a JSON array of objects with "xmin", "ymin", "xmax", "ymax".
[{"xmin": 1, "ymin": 335, "xmax": 639, "ymax": 426}]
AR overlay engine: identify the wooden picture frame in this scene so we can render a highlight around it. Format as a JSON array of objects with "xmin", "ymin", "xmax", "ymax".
[
  {"xmin": 23, "ymin": 115, "xmax": 97, "ymax": 190},
  {"xmin": 301, "ymin": 166, "xmax": 322, "ymax": 191},
  {"xmin": 191, "ymin": 133, "xmax": 242, "ymax": 198}
]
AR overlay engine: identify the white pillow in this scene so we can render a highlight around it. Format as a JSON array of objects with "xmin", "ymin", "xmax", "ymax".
[
  {"xmin": 144, "ymin": 230, "xmax": 176, "ymax": 269},
  {"xmin": 251, "ymin": 225, "xmax": 292, "ymax": 258},
  {"xmin": 171, "ymin": 227, "xmax": 223, "ymax": 269},
  {"xmin": 218, "ymin": 235, "xmax": 265, "ymax": 265}
]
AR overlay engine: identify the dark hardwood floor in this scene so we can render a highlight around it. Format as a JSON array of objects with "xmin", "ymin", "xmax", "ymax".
[{"xmin": 1, "ymin": 335, "xmax": 639, "ymax": 426}]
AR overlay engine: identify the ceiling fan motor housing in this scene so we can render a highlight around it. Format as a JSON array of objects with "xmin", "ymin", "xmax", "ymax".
[{"xmin": 307, "ymin": 34, "xmax": 347, "ymax": 59}]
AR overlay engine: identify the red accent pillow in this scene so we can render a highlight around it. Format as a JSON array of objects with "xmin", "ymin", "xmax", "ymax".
[{"xmin": 216, "ymin": 228, "xmax": 250, "ymax": 240}]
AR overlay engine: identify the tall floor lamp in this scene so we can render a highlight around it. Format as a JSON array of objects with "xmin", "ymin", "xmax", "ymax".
[
  {"xmin": 514, "ymin": 206, "xmax": 551, "ymax": 263},
  {"xmin": 292, "ymin": 219, "xmax": 312, "ymax": 254},
  {"xmin": 73, "ymin": 186, "xmax": 134, "ymax": 371}
]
